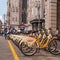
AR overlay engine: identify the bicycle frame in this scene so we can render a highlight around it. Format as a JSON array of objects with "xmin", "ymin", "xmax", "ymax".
[{"xmin": 35, "ymin": 32, "xmax": 53, "ymax": 48}]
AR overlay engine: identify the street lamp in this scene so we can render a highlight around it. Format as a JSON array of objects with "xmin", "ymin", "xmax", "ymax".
[{"xmin": 35, "ymin": 1, "xmax": 41, "ymax": 32}]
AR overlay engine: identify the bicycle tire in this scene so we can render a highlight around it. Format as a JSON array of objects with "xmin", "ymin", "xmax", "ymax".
[
  {"xmin": 20, "ymin": 42, "xmax": 37, "ymax": 56},
  {"xmin": 48, "ymin": 40, "xmax": 59, "ymax": 55}
]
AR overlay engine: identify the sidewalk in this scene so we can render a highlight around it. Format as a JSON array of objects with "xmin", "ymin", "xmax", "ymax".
[{"xmin": 0, "ymin": 36, "xmax": 14, "ymax": 60}]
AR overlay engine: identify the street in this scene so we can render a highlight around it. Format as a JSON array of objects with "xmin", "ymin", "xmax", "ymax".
[
  {"xmin": 0, "ymin": 36, "xmax": 60, "ymax": 60},
  {"xmin": 0, "ymin": 36, "xmax": 14, "ymax": 60}
]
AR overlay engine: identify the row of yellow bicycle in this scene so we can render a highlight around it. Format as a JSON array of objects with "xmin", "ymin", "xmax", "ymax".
[
  {"xmin": 20, "ymin": 29, "xmax": 60, "ymax": 56},
  {"xmin": 8, "ymin": 29, "xmax": 60, "ymax": 56}
]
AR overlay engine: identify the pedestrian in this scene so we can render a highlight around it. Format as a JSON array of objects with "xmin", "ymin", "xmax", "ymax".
[
  {"xmin": 4, "ymin": 28, "xmax": 7, "ymax": 39},
  {"xmin": 7, "ymin": 28, "xmax": 10, "ymax": 34}
]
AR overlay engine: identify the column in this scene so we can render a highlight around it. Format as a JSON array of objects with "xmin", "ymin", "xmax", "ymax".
[{"xmin": 45, "ymin": 0, "xmax": 57, "ymax": 31}]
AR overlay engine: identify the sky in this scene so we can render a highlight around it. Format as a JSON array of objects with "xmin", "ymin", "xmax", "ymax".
[{"xmin": 0, "ymin": 0, "xmax": 7, "ymax": 23}]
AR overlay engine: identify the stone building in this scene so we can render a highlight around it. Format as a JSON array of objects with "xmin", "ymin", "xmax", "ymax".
[
  {"xmin": 7, "ymin": 0, "xmax": 22, "ymax": 29},
  {"xmin": 7, "ymin": 0, "xmax": 60, "ymax": 32},
  {"xmin": 7, "ymin": 0, "xmax": 45, "ymax": 31},
  {"xmin": 45, "ymin": 0, "xmax": 57, "ymax": 31},
  {"xmin": 45, "ymin": 0, "xmax": 60, "ymax": 32},
  {"xmin": 27, "ymin": 0, "xmax": 45, "ymax": 24},
  {"xmin": 0, "ymin": 20, "xmax": 2, "ymax": 33},
  {"xmin": 0, "ymin": 20, "xmax": 2, "ymax": 29},
  {"xmin": 27, "ymin": 0, "xmax": 60, "ymax": 32},
  {"xmin": 7, "ymin": 0, "xmax": 28, "ymax": 30},
  {"xmin": 27, "ymin": 0, "xmax": 45, "ymax": 31}
]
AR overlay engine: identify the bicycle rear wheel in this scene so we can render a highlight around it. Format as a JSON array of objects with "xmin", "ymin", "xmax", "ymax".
[{"xmin": 48, "ymin": 40, "xmax": 59, "ymax": 55}]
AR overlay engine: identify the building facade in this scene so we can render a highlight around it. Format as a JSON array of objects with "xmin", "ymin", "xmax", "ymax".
[
  {"xmin": 27, "ymin": 0, "xmax": 45, "ymax": 24},
  {"xmin": 7, "ymin": 0, "xmax": 22, "ymax": 29},
  {"xmin": 57, "ymin": 0, "xmax": 60, "ymax": 32},
  {"xmin": 0, "ymin": 20, "xmax": 2, "ymax": 29},
  {"xmin": 45, "ymin": 0, "xmax": 60, "ymax": 32},
  {"xmin": 45, "ymin": 0, "xmax": 57, "ymax": 31},
  {"xmin": 27, "ymin": 0, "xmax": 60, "ymax": 32},
  {"xmin": 27, "ymin": 0, "xmax": 45, "ymax": 31},
  {"xmin": 7, "ymin": 0, "xmax": 60, "ymax": 32},
  {"xmin": 0, "ymin": 20, "xmax": 2, "ymax": 33}
]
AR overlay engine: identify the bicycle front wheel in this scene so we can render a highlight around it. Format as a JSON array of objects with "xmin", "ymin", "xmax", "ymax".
[{"xmin": 20, "ymin": 42, "xmax": 37, "ymax": 56}]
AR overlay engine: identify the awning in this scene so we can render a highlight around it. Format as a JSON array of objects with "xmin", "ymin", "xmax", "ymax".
[{"xmin": 30, "ymin": 19, "xmax": 45, "ymax": 24}]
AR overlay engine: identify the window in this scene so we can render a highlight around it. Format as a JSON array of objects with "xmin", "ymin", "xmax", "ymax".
[
  {"xmin": 45, "ymin": 0, "xmax": 47, "ymax": 1},
  {"xmin": 16, "ymin": 7, "xmax": 18, "ymax": 12},
  {"xmin": 43, "ymin": 9, "xmax": 45, "ymax": 18},
  {"xmin": 12, "ymin": 6, "xmax": 15, "ymax": 12}
]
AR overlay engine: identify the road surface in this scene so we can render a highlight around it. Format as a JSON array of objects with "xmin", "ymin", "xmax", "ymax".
[{"xmin": 0, "ymin": 36, "xmax": 60, "ymax": 60}]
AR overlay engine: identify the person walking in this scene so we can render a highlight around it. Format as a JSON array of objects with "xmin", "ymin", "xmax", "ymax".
[{"xmin": 4, "ymin": 28, "xmax": 7, "ymax": 39}]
